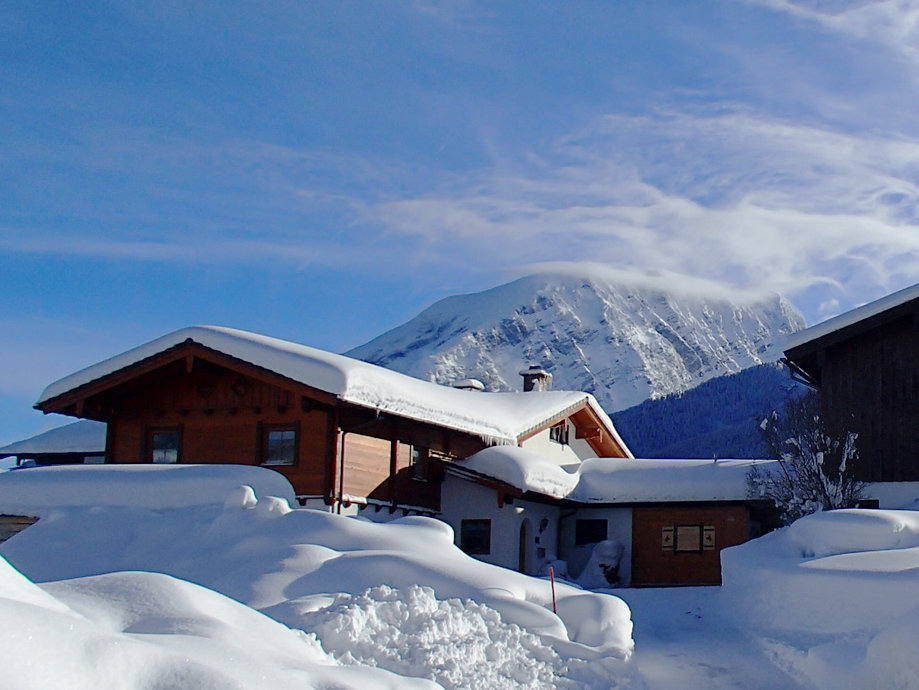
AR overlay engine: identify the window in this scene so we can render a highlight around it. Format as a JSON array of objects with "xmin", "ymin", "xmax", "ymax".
[
  {"xmin": 261, "ymin": 425, "xmax": 297, "ymax": 466},
  {"xmin": 410, "ymin": 446, "xmax": 429, "ymax": 481},
  {"xmin": 149, "ymin": 429, "xmax": 180, "ymax": 464},
  {"xmin": 575, "ymin": 518, "xmax": 607, "ymax": 545},
  {"xmin": 549, "ymin": 422, "xmax": 569, "ymax": 445},
  {"xmin": 460, "ymin": 519, "xmax": 491, "ymax": 555}
]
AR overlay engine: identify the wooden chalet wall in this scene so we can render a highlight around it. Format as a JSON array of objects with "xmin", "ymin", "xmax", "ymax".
[
  {"xmin": 98, "ymin": 356, "xmax": 335, "ymax": 497},
  {"xmin": 39, "ymin": 341, "xmax": 490, "ymax": 512},
  {"xmin": 787, "ymin": 302, "xmax": 919, "ymax": 482},
  {"xmin": 336, "ymin": 406, "xmax": 486, "ymax": 513},
  {"xmin": 630, "ymin": 504, "xmax": 748, "ymax": 586},
  {"xmin": 817, "ymin": 315, "xmax": 919, "ymax": 482}
]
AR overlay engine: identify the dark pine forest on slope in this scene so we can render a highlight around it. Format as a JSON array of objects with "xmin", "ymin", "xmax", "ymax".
[{"xmin": 611, "ymin": 363, "xmax": 806, "ymax": 459}]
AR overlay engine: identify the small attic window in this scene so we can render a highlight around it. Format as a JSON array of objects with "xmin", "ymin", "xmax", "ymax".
[{"xmin": 549, "ymin": 422, "xmax": 569, "ymax": 445}]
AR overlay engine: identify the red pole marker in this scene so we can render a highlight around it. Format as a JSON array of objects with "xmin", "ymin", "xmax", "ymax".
[{"xmin": 548, "ymin": 566, "xmax": 557, "ymax": 614}]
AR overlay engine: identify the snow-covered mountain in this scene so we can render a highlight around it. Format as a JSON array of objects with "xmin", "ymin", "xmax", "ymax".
[{"xmin": 346, "ymin": 272, "xmax": 806, "ymax": 412}]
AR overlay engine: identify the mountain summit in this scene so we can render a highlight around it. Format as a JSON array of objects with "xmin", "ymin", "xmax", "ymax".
[{"xmin": 346, "ymin": 272, "xmax": 805, "ymax": 412}]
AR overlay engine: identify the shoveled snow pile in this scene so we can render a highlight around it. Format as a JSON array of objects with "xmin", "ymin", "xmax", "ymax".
[
  {"xmin": 290, "ymin": 585, "xmax": 573, "ymax": 689},
  {"xmin": 0, "ymin": 466, "xmax": 636, "ymax": 689},
  {"xmin": 721, "ymin": 508, "xmax": 919, "ymax": 690}
]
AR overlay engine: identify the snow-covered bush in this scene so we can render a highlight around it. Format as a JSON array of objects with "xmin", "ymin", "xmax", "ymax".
[
  {"xmin": 747, "ymin": 393, "xmax": 865, "ymax": 523},
  {"xmin": 575, "ymin": 540, "xmax": 624, "ymax": 589}
]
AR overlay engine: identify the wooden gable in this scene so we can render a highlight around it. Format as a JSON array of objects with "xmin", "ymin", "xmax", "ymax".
[
  {"xmin": 37, "ymin": 341, "xmax": 340, "ymax": 499},
  {"xmin": 516, "ymin": 400, "xmax": 630, "ymax": 458}
]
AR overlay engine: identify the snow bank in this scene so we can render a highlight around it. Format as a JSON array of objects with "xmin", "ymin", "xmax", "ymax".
[
  {"xmin": 0, "ymin": 470, "xmax": 636, "ymax": 689},
  {"xmin": 461, "ymin": 445, "xmax": 772, "ymax": 502},
  {"xmin": 0, "ymin": 464, "xmax": 296, "ymax": 516},
  {"xmin": 722, "ymin": 509, "xmax": 919, "ymax": 635},
  {"xmin": 786, "ymin": 509, "xmax": 919, "ymax": 558},
  {"xmin": 721, "ymin": 509, "xmax": 919, "ymax": 688},
  {"xmin": 0, "ymin": 555, "xmax": 427, "ymax": 690},
  {"xmin": 288, "ymin": 584, "xmax": 573, "ymax": 689}
]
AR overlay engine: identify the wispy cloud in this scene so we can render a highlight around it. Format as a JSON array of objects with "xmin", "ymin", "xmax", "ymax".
[
  {"xmin": 368, "ymin": 109, "xmax": 919, "ymax": 322},
  {"xmin": 748, "ymin": 0, "xmax": 919, "ymax": 65}
]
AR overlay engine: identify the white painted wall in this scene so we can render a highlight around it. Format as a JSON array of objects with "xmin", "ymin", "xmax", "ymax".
[
  {"xmin": 559, "ymin": 506, "xmax": 633, "ymax": 586},
  {"xmin": 440, "ymin": 474, "xmax": 560, "ymax": 574},
  {"xmin": 864, "ymin": 482, "xmax": 919, "ymax": 508},
  {"xmin": 520, "ymin": 419, "xmax": 597, "ymax": 464}
]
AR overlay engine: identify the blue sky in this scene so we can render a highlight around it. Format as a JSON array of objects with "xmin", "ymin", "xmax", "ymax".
[{"xmin": 2, "ymin": 0, "xmax": 919, "ymax": 443}]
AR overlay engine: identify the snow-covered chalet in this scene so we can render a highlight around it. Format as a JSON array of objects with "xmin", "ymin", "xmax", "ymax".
[{"xmin": 34, "ymin": 325, "xmax": 773, "ymax": 586}]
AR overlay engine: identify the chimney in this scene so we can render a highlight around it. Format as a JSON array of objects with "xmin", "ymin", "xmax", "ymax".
[
  {"xmin": 452, "ymin": 378, "xmax": 485, "ymax": 392},
  {"xmin": 519, "ymin": 365, "xmax": 552, "ymax": 392}
]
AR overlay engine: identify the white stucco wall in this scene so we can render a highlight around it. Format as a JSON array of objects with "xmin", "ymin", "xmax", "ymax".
[
  {"xmin": 559, "ymin": 506, "xmax": 633, "ymax": 586},
  {"xmin": 440, "ymin": 474, "xmax": 561, "ymax": 574},
  {"xmin": 864, "ymin": 482, "xmax": 919, "ymax": 508},
  {"xmin": 520, "ymin": 420, "xmax": 598, "ymax": 463}
]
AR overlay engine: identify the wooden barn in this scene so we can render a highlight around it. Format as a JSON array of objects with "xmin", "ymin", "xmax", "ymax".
[
  {"xmin": 35, "ymin": 326, "xmax": 631, "ymax": 515},
  {"xmin": 784, "ymin": 283, "xmax": 919, "ymax": 482}
]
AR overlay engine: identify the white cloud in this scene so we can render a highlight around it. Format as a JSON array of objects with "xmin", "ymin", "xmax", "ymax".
[
  {"xmin": 367, "ymin": 109, "xmax": 919, "ymax": 321},
  {"xmin": 748, "ymin": 0, "xmax": 919, "ymax": 65},
  {"xmin": 4, "ymin": 107, "xmax": 917, "ymax": 325}
]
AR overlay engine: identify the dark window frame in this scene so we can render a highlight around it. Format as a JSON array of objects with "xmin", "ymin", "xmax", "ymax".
[
  {"xmin": 575, "ymin": 518, "xmax": 608, "ymax": 546},
  {"xmin": 460, "ymin": 519, "xmax": 491, "ymax": 555},
  {"xmin": 259, "ymin": 423, "xmax": 299, "ymax": 467},
  {"xmin": 145, "ymin": 426, "xmax": 182, "ymax": 464},
  {"xmin": 549, "ymin": 421, "xmax": 569, "ymax": 445},
  {"xmin": 410, "ymin": 445, "xmax": 429, "ymax": 481}
]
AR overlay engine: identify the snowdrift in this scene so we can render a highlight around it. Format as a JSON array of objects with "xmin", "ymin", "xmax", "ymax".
[
  {"xmin": 722, "ymin": 509, "xmax": 919, "ymax": 635},
  {"xmin": 721, "ymin": 508, "xmax": 919, "ymax": 690},
  {"xmin": 0, "ymin": 555, "xmax": 427, "ymax": 690},
  {"xmin": 0, "ymin": 465, "xmax": 636, "ymax": 689}
]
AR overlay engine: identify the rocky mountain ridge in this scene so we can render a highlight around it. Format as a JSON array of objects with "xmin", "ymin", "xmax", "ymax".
[{"xmin": 347, "ymin": 272, "xmax": 806, "ymax": 413}]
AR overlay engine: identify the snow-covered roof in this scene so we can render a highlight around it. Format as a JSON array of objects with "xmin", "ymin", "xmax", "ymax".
[
  {"xmin": 456, "ymin": 446, "xmax": 774, "ymax": 503},
  {"xmin": 786, "ymin": 282, "xmax": 919, "ymax": 352},
  {"xmin": 38, "ymin": 326, "xmax": 630, "ymax": 451},
  {"xmin": 0, "ymin": 420, "xmax": 106, "ymax": 457}
]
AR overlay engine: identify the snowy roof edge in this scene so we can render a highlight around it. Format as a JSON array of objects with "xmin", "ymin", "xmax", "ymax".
[
  {"xmin": 36, "ymin": 326, "xmax": 629, "ymax": 450},
  {"xmin": 786, "ymin": 282, "xmax": 919, "ymax": 352},
  {"xmin": 456, "ymin": 446, "xmax": 775, "ymax": 503},
  {"xmin": 0, "ymin": 420, "xmax": 106, "ymax": 456}
]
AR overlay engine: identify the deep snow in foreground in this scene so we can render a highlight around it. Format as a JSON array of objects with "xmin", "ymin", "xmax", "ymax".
[
  {"xmin": 722, "ymin": 508, "xmax": 919, "ymax": 689},
  {"xmin": 4, "ymin": 466, "xmax": 919, "ymax": 689},
  {"xmin": 0, "ymin": 466, "xmax": 635, "ymax": 689}
]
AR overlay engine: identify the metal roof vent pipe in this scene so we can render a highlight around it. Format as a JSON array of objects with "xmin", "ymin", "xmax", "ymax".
[
  {"xmin": 451, "ymin": 378, "xmax": 485, "ymax": 392},
  {"xmin": 520, "ymin": 365, "xmax": 552, "ymax": 392}
]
